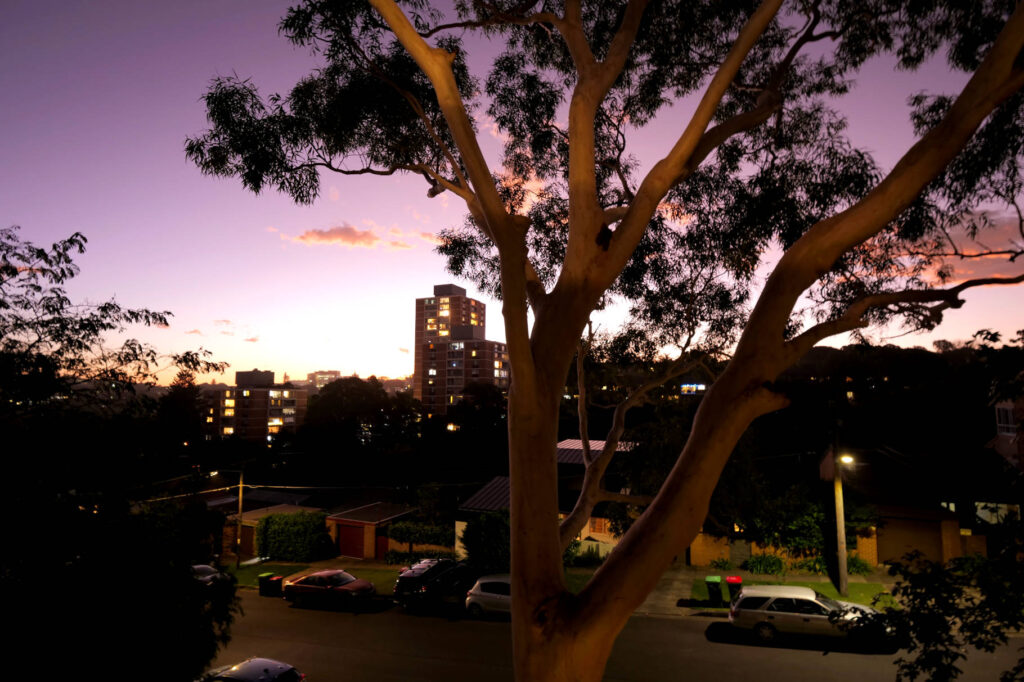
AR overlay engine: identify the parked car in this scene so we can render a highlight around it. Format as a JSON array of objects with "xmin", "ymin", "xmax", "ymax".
[
  {"xmin": 198, "ymin": 657, "xmax": 304, "ymax": 682},
  {"xmin": 192, "ymin": 564, "xmax": 231, "ymax": 586},
  {"xmin": 465, "ymin": 574, "xmax": 511, "ymax": 617},
  {"xmin": 393, "ymin": 558, "xmax": 478, "ymax": 610},
  {"xmin": 729, "ymin": 585, "xmax": 889, "ymax": 643},
  {"xmin": 282, "ymin": 569, "xmax": 375, "ymax": 608}
]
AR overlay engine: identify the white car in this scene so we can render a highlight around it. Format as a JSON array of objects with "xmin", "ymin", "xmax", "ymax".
[
  {"xmin": 465, "ymin": 574, "xmax": 511, "ymax": 617},
  {"xmin": 729, "ymin": 585, "xmax": 884, "ymax": 643}
]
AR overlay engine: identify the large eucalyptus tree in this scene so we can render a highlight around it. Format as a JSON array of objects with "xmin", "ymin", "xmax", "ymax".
[{"xmin": 187, "ymin": 2, "xmax": 1024, "ymax": 679}]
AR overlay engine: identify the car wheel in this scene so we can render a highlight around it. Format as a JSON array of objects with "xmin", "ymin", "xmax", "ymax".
[
  {"xmin": 467, "ymin": 603, "xmax": 484, "ymax": 618},
  {"xmin": 753, "ymin": 622, "xmax": 776, "ymax": 644}
]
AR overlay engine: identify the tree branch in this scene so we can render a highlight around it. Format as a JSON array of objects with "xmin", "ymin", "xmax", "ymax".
[
  {"xmin": 740, "ymin": 3, "xmax": 1024, "ymax": 355},
  {"xmin": 559, "ymin": 354, "xmax": 711, "ymax": 548},
  {"xmin": 785, "ymin": 273, "xmax": 1024, "ymax": 362},
  {"xmin": 606, "ymin": 0, "xmax": 783, "ymax": 284}
]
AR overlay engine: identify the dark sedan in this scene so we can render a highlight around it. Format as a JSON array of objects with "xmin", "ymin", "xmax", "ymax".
[{"xmin": 282, "ymin": 569, "xmax": 375, "ymax": 608}]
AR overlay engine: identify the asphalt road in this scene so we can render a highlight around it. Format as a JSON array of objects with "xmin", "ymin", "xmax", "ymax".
[{"xmin": 211, "ymin": 591, "xmax": 1020, "ymax": 681}]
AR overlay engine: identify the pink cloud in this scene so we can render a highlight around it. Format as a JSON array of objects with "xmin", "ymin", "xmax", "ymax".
[
  {"xmin": 214, "ymin": 319, "xmax": 232, "ymax": 326},
  {"xmin": 185, "ymin": 329, "xmax": 203, "ymax": 335},
  {"xmin": 292, "ymin": 224, "xmax": 380, "ymax": 248},
  {"xmin": 398, "ymin": 347, "xmax": 409, "ymax": 354},
  {"xmin": 388, "ymin": 240, "xmax": 413, "ymax": 250},
  {"xmin": 219, "ymin": 331, "xmax": 234, "ymax": 337},
  {"xmin": 244, "ymin": 336, "xmax": 259, "ymax": 343},
  {"xmin": 419, "ymin": 231, "xmax": 442, "ymax": 245}
]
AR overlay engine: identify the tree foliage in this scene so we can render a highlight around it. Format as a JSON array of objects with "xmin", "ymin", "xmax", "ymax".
[
  {"xmin": 2, "ymin": 227, "xmax": 237, "ymax": 679},
  {"xmin": 881, "ymin": 517, "xmax": 1024, "ymax": 682},
  {"xmin": 460, "ymin": 510, "xmax": 512, "ymax": 573}
]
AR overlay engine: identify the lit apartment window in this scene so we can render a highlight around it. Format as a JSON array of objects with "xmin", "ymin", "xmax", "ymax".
[
  {"xmin": 224, "ymin": 399, "xmax": 235, "ymax": 407},
  {"xmin": 269, "ymin": 390, "xmax": 282, "ymax": 398},
  {"xmin": 206, "ymin": 417, "xmax": 214, "ymax": 423},
  {"xmin": 427, "ymin": 324, "xmax": 437, "ymax": 330},
  {"xmin": 439, "ymin": 310, "xmax": 450, "ymax": 317},
  {"xmin": 471, "ymin": 350, "xmax": 477, "ymax": 357},
  {"xmin": 222, "ymin": 427, "xmax": 234, "ymax": 435},
  {"xmin": 283, "ymin": 407, "xmax": 296, "ymax": 415},
  {"xmin": 268, "ymin": 417, "xmax": 283, "ymax": 427},
  {"xmin": 451, "ymin": 342, "xmax": 464, "ymax": 350},
  {"xmin": 428, "ymin": 369, "xmax": 437, "ymax": 376},
  {"xmin": 268, "ymin": 425, "xmax": 281, "ymax": 434},
  {"xmin": 494, "ymin": 361, "xmax": 501, "ymax": 368},
  {"xmin": 440, "ymin": 297, "xmax": 449, "ymax": 303},
  {"xmin": 242, "ymin": 390, "xmax": 250, "ymax": 397},
  {"xmin": 225, "ymin": 390, "xmax": 232, "ymax": 398},
  {"xmin": 223, "ymin": 409, "xmax": 235, "ymax": 417},
  {"xmin": 427, "ymin": 318, "xmax": 435, "ymax": 323},
  {"xmin": 439, "ymin": 330, "xmax": 449, "ymax": 336}
]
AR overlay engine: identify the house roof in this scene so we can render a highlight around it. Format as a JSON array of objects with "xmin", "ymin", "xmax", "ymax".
[
  {"xmin": 459, "ymin": 476, "xmax": 510, "ymax": 512},
  {"xmin": 556, "ymin": 439, "xmax": 633, "ymax": 465},
  {"xmin": 327, "ymin": 501, "xmax": 417, "ymax": 525},
  {"xmin": 230, "ymin": 503, "xmax": 322, "ymax": 525}
]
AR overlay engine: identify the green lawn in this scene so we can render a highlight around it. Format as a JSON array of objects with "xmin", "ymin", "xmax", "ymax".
[{"xmin": 690, "ymin": 578, "xmax": 891, "ymax": 607}]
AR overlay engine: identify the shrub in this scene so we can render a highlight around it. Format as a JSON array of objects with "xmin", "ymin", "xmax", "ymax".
[
  {"xmin": 790, "ymin": 556, "xmax": 827, "ymax": 574},
  {"xmin": 709, "ymin": 558, "xmax": 733, "ymax": 571},
  {"xmin": 744, "ymin": 553, "xmax": 785, "ymax": 575},
  {"xmin": 571, "ymin": 544, "xmax": 606, "ymax": 568},
  {"xmin": 460, "ymin": 510, "xmax": 510, "ymax": 572},
  {"xmin": 385, "ymin": 549, "xmax": 456, "ymax": 565},
  {"xmin": 389, "ymin": 521, "xmax": 455, "ymax": 549},
  {"xmin": 847, "ymin": 553, "xmax": 873, "ymax": 576},
  {"xmin": 255, "ymin": 511, "xmax": 335, "ymax": 562}
]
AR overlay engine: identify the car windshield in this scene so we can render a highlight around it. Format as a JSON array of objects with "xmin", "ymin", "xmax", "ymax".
[
  {"xmin": 814, "ymin": 592, "xmax": 842, "ymax": 611},
  {"xmin": 331, "ymin": 571, "xmax": 356, "ymax": 586}
]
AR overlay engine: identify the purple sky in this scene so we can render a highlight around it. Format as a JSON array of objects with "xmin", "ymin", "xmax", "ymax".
[{"xmin": 3, "ymin": 1, "xmax": 1022, "ymax": 385}]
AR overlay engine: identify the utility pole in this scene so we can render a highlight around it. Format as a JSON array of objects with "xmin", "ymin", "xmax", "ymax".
[
  {"xmin": 235, "ymin": 469, "xmax": 244, "ymax": 570},
  {"xmin": 834, "ymin": 449, "xmax": 849, "ymax": 597}
]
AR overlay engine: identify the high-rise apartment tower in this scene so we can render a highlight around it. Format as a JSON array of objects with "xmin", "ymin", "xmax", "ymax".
[{"xmin": 413, "ymin": 284, "xmax": 509, "ymax": 415}]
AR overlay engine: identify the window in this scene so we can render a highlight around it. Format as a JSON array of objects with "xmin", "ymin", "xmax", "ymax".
[
  {"xmin": 224, "ymin": 399, "xmax": 235, "ymax": 408},
  {"xmin": 225, "ymin": 390, "xmax": 232, "ymax": 398},
  {"xmin": 997, "ymin": 406, "xmax": 1017, "ymax": 436},
  {"xmin": 428, "ymin": 369, "xmax": 437, "ymax": 376},
  {"xmin": 242, "ymin": 390, "xmax": 250, "ymax": 397},
  {"xmin": 206, "ymin": 416, "xmax": 214, "ymax": 423},
  {"xmin": 451, "ymin": 342, "xmax": 464, "ymax": 350},
  {"xmin": 283, "ymin": 391, "xmax": 290, "ymax": 398},
  {"xmin": 737, "ymin": 596, "xmax": 771, "ymax": 610},
  {"xmin": 590, "ymin": 517, "xmax": 609, "ymax": 534},
  {"xmin": 222, "ymin": 427, "xmax": 234, "ymax": 435},
  {"xmin": 223, "ymin": 409, "xmax": 234, "ymax": 417},
  {"xmin": 269, "ymin": 390, "xmax": 282, "ymax": 398},
  {"xmin": 268, "ymin": 417, "xmax": 283, "ymax": 426}
]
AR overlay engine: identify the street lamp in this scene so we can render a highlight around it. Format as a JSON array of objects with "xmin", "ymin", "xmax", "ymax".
[{"xmin": 834, "ymin": 452, "xmax": 854, "ymax": 597}]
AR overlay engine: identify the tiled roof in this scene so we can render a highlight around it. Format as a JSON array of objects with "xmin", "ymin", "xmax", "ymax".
[
  {"xmin": 327, "ymin": 501, "xmax": 417, "ymax": 525},
  {"xmin": 556, "ymin": 439, "xmax": 633, "ymax": 465},
  {"xmin": 459, "ymin": 476, "xmax": 510, "ymax": 512}
]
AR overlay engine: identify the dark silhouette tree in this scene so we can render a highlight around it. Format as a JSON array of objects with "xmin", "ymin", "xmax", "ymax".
[{"xmin": 1, "ymin": 227, "xmax": 236, "ymax": 680}]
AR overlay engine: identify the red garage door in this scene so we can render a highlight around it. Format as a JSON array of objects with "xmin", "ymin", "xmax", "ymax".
[{"xmin": 337, "ymin": 524, "xmax": 364, "ymax": 558}]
